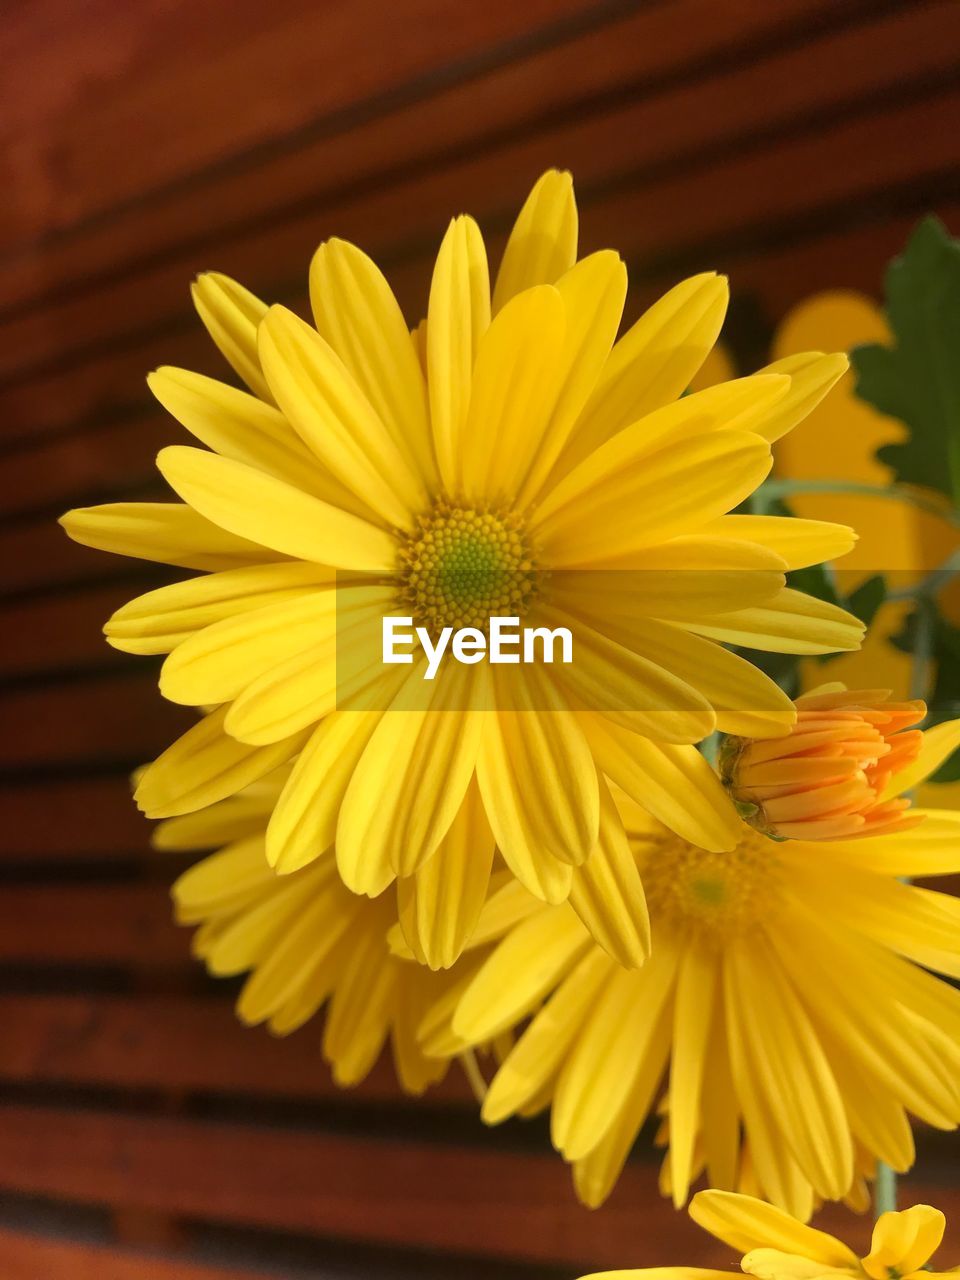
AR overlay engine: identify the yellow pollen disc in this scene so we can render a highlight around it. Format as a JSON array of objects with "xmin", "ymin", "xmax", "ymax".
[
  {"xmin": 635, "ymin": 830, "xmax": 782, "ymax": 942},
  {"xmin": 397, "ymin": 502, "xmax": 537, "ymax": 632}
]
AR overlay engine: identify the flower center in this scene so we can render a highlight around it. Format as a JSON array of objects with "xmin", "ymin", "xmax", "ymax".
[
  {"xmin": 635, "ymin": 829, "xmax": 782, "ymax": 942},
  {"xmin": 397, "ymin": 502, "xmax": 537, "ymax": 632}
]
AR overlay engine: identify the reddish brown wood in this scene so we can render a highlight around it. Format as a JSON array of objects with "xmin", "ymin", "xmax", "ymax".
[
  {"xmin": 0, "ymin": 584, "xmax": 135, "ymax": 677},
  {"xmin": 0, "ymin": 0, "xmax": 596, "ymax": 246},
  {"xmin": 0, "ymin": 673, "xmax": 191, "ymax": 769},
  {"xmin": 0, "ymin": 776, "xmax": 148, "ymax": 859},
  {"xmin": 0, "ymin": 993, "xmax": 471, "ymax": 1104},
  {"xmin": 0, "ymin": 1104, "xmax": 953, "ymax": 1270},
  {"xmin": 0, "ymin": 1225, "xmax": 289, "ymax": 1280},
  {"xmin": 0, "ymin": 883, "xmax": 186, "ymax": 968}
]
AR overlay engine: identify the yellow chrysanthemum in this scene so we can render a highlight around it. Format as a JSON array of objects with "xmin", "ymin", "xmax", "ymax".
[
  {"xmin": 441, "ymin": 710, "xmax": 960, "ymax": 1218},
  {"xmin": 580, "ymin": 1189, "xmax": 956, "ymax": 1280},
  {"xmin": 157, "ymin": 768, "xmax": 472, "ymax": 1092},
  {"xmin": 62, "ymin": 170, "xmax": 861, "ymax": 969}
]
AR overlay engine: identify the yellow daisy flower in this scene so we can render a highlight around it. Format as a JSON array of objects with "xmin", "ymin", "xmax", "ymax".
[
  {"xmin": 61, "ymin": 170, "xmax": 861, "ymax": 969},
  {"xmin": 580, "ymin": 1189, "xmax": 956, "ymax": 1280},
  {"xmin": 156, "ymin": 768, "xmax": 474, "ymax": 1093},
  {"xmin": 443, "ymin": 707, "xmax": 960, "ymax": 1218}
]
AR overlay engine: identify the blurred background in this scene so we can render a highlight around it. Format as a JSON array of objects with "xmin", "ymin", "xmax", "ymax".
[{"xmin": 0, "ymin": 0, "xmax": 958, "ymax": 1275}]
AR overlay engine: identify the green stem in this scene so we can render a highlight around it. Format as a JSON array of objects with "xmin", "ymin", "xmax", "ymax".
[
  {"xmin": 759, "ymin": 479, "xmax": 960, "ymax": 530},
  {"xmin": 873, "ymin": 600, "xmax": 934, "ymax": 1220}
]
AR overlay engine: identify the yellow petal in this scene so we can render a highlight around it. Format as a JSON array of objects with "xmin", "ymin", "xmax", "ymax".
[
  {"xmin": 476, "ymin": 667, "xmax": 599, "ymax": 894},
  {"xmin": 585, "ymin": 714, "xmax": 739, "ymax": 850},
  {"xmin": 481, "ymin": 948, "xmax": 610, "ymax": 1124},
  {"xmin": 549, "ymin": 609, "xmax": 716, "ymax": 744},
  {"xmin": 172, "ymin": 836, "xmax": 276, "ymax": 923},
  {"xmin": 310, "ymin": 238, "xmax": 435, "ymax": 488},
  {"xmin": 460, "ymin": 285, "xmax": 566, "ymax": 501},
  {"xmin": 864, "ymin": 1206, "xmax": 946, "ymax": 1279},
  {"xmin": 669, "ymin": 941, "xmax": 718, "ymax": 1206},
  {"xmin": 427, "ymin": 215, "xmax": 490, "ymax": 490},
  {"xmin": 191, "ymin": 272, "xmax": 272, "ymax": 403},
  {"xmin": 683, "ymin": 587, "xmax": 864, "ymax": 655},
  {"xmin": 553, "ymin": 939, "xmax": 677, "ymax": 1160},
  {"xmin": 580, "ymin": 1272, "xmax": 731, "ymax": 1280},
  {"xmin": 697, "ymin": 515, "xmax": 856, "ymax": 570},
  {"xmin": 396, "ymin": 779, "xmax": 495, "ymax": 970},
  {"xmin": 568, "ymin": 777, "xmax": 650, "ymax": 968},
  {"xmin": 742, "ymin": 1250, "xmax": 853, "ymax": 1280},
  {"xmin": 822, "ymin": 809, "xmax": 960, "ymax": 877},
  {"xmin": 135, "ymin": 706, "xmax": 307, "ymax": 818},
  {"xmin": 152, "ymin": 785, "xmax": 281, "ymax": 851},
  {"xmin": 517, "ymin": 251, "xmax": 627, "ymax": 505},
  {"xmin": 337, "ymin": 663, "xmax": 486, "ymax": 887},
  {"xmin": 267, "ymin": 710, "xmax": 382, "ymax": 874},
  {"xmin": 559, "ymin": 272, "xmax": 729, "ymax": 473},
  {"xmin": 258, "ymin": 304, "xmax": 425, "ymax": 526},
  {"xmin": 159, "ymin": 589, "xmax": 335, "ymax": 706},
  {"xmin": 537, "ymin": 430, "xmax": 773, "ymax": 565},
  {"xmin": 452, "ymin": 904, "xmax": 589, "ymax": 1043},
  {"xmin": 751, "ymin": 352, "xmax": 848, "ymax": 443},
  {"xmin": 105, "ymin": 562, "xmax": 331, "ymax": 655},
  {"xmin": 157, "ymin": 445, "xmax": 396, "ymax": 570},
  {"xmin": 223, "ymin": 586, "xmax": 396, "ymax": 744},
  {"xmin": 689, "ymin": 1190, "xmax": 859, "ymax": 1266},
  {"xmin": 492, "ymin": 169, "xmax": 577, "ymax": 313},
  {"xmin": 881, "ymin": 718, "xmax": 960, "ymax": 800},
  {"xmin": 59, "ymin": 502, "xmax": 275, "ymax": 572}
]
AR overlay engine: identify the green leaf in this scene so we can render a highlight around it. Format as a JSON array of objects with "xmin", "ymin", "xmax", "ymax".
[
  {"xmin": 846, "ymin": 574, "xmax": 886, "ymax": 630},
  {"xmin": 890, "ymin": 606, "xmax": 960, "ymax": 781},
  {"xmin": 851, "ymin": 215, "xmax": 960, "ymax": 503}
]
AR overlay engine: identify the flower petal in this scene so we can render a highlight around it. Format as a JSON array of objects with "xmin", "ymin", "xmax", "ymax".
[
  {"xmin": 670, "ymin": 941, "xmax": 718, "ymax": 1206},
  {"xmin": 585, "ymin": 714, "xmax": 739, "ymax": 850},
  {"xmin": 427, "ymin": 215, "xmax": 491, "ymax": 490},
  {"xmin": 536, "ymin": 430, "xmax": 773, "ymax": 565},
  {"xmin": 568, "ymin": 778, "xmax": 650, "ymax": 968},
  {"xmin": 310, "ymin": 238, "xmax": 435, "ymax": 487},
  {"xmin": 337, "ymin": 663, "xmax": 486, "ymax": 887},
  {"xmin": 881, "ymin": 718, "xmax": 960, "ymax": 800},
  {"xmin": 460, "ymin": 285, "xmax": 566, "ymax": 502},
  {"xmin": 558, "ymin": 272, "xmax": 729, "ymax": 473},
  {"xmin": 689, "ymin": 1190, "xmax": 859, "ymax": 1266},
  {"xmin": 396, "ymin": 778, "xmax": 495, "ymax": 970},
  {"xmin": 750, "ymin": 352, "xmax": 848, "ymax": 443},
  {"xmin": 864, "ymin": 1206, "xmax": 946, "ymax": 1279},
  {"xmin": 135, "ymin": 706, "xmax": 308, "ymax": 819},
  {"xmin": 682, "ymin": 587, "xmax": 864, "ymax": 655},
  {"xmin": 492, "ymin": 169, "xmax": 577, "ymax": 313},
  {"xmin": 517, "ymin": 251, "xmax": 627, "ymax": 505},
  {"xmin": 191, "ymin": 271, "xmax": 272, "ymax": 402},
  {"xmin": 476, "ymin": 667, "xmax": 599, "ymax": 892},
  {"xmin": 59, "ymin": 502, "xmax": 276, "ymax": 572},
  {"xmin": 258, "ymin": 304, "xmax": 425, "ymax": 526},
  {"xmin": 105, "ymin": 562, "xmax": 331, "ymax": 655},
  {"xmin": 696, "ymin": 515, "xmax": 857, "ymax": 570},
  {"xmin": 157, "ymin": 445, "xmax": 396, "ymax": 570}
]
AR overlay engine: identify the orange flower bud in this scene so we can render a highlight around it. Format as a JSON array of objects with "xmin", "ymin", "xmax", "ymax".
[{"xmin": 720, "ymin": 687, "xmax": 926, "ymax": 841}]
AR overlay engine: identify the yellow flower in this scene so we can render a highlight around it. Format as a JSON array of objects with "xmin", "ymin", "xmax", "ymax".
[
  {"xmin": 156, "ymin": 768, "xmax": 468, "ymax": 1092},
  {"xmin": 61, "ymin": 170, "xmax": 861, "ymax": 969},
  {"xmin": 580, "ymin": 1190, "xmax": 955, "ymax": 1280},
  {"xmin": 720, "ymin": 685, "xmax": 927, "ymax": 841},
  {"xmin": 441, "ymin": 718, "xmax": 960, "ymax": 1219}
]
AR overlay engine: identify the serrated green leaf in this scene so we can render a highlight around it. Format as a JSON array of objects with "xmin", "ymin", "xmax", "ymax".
[{"xmin": 851, "ymin": 215, "xmax": 960, "ymax": 502}]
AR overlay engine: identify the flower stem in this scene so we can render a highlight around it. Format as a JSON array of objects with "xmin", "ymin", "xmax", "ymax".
[{"xmin": 874, "ymin": 1160, "xmax": 898, "ymax": 1216}]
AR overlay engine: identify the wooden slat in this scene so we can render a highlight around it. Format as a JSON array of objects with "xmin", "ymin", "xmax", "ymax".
[
  {"xmin": 0, "ymin": 0, "xmax": 853, "ymax": 316},
  {"xmin": 0, "ymin": 585, "xmax": 135, "ymax": 678},
  {"xmin": 0, "ymin": 519, "xmax": 172, "ymax": 598},
  {"xmin": 0, "ymin": 0, "xmax": 595, "ymax": 247},
  {"xmin": 0, "ymin": 993, "xmax": 470, "ymax": 1105},
  {"xmin": 0, "ymin": 1227, "xmax": 285, "ymax": 1280},
  {"xmin": 0, "ymin": 672, "xmax": 189, "ymax": 770},
  {"xmin": 0, "ymin": 884, "xmax": 185, "ymax": 969},
  {"xmin": 0, "ymin": 777, "xmax": 148, "ymax": 860},
  {"xmin": 4, "ymin": 9, "xmax": 960, "ymax": 448},
  {"xmin": 0, "ymin": 1104, "xmax": 953, "ymax": 1269}
]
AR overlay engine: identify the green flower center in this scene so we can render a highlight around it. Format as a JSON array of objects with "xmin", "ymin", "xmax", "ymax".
[
  {"xmin": 636, "ymin": 829, "xmax": 782, "ymax": 942},
  {"xmin": 397, "ymin": 502, "xmax": 537, "ymax": 632}
]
